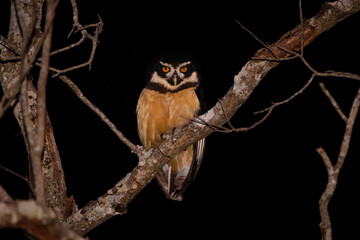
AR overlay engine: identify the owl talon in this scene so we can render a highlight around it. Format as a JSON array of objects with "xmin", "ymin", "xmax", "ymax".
[{"xmin": 161, "ymin": 132, "xmax": 173, "ymax": 141}]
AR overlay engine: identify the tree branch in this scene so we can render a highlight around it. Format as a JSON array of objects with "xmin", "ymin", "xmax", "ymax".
[
  {"xmin": 319, "ymin": 82, "xmax": 348, "ymax": 122},
  {"xmin": 59, "ymin": 75, "xmax": 142, "ymax": 153},
  {"xmin": 64, "ymin": 0, "xmax": 360, "ymax": 235},
  {"xmin": 0, "ymin": 0, "xmax": 69, "ymax": 220},
  {"xmin": 0, "ymin": 200, "xmax": 85, "ymax": 240},
  {"xmin": 45, "ymin": 0, "xmax": 103, "ymax": 77},
  {"xmin": 317, "ymin": 87, "xmax": 360, "ymax": 240}
]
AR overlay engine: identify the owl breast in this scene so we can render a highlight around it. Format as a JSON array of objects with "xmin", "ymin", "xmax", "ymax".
[{"xmin": 136, "ymin": 87, "xmax": 200, "ymax": 150}]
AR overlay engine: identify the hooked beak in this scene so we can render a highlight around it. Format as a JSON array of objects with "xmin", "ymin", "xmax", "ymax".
[{"xmin": 168, "ymin": 72, "xmax": 181, "ymax": 86}]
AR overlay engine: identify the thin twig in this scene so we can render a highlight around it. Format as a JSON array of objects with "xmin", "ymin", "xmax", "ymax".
[
  {"xmin": 255, "ymin": 74, "xmax": 316, "ymax": 115},
  {"xmin": 218, "ymin": 99, "xmax": 235, "ymax": 130},
  {"xmin": 299, "ymin": 0, "xmax": 304, "ymax": 57},
  {"xmin": 0, "ymin": 165, "xmax": 35, "ymax": 196},
  {"xmin": 40, "ymin": 0, "xmax": 104, "ymax": 77},
  {"xmin": 277, "ymin": 46, "xmax": 360, "ymax": 81},
  {"xmin": 59, "ymin": 75, "xmax": 143, "ymax": 154},
  {"xmin": 235, "ymin": 20, "xmax": 278, "ymax": 60},
  {"xmin": 316, "ymin": 147, "xmax": 333, "ymax": 174},
  {"xmin": 319, "ymin": 82, "xmax": 348, "ymax": 122},
  {"xmin": 194, "ymin": 105, "xmax": 273, "ymax": 133}
]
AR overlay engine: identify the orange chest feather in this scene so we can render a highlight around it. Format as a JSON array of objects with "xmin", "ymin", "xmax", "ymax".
[{"xmin": 136, "ymin": 88, "xmax": 200, "ymax": 149}]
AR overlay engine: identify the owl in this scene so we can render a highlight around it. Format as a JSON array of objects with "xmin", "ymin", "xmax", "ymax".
[{"xmin": 136, "ymin": 53, "xmax": 205, "ymax": 201}]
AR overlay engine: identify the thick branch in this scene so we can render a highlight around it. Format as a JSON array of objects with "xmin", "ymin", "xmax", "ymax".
[
  {"xmin": 255, "ymin": 0, "xmax": 360, "ymax": 60},
  {"xmin": 0, "ymin": 0, "xmax": 69, "ymax": 220},
  {"xmin": 65, "ymin": 0, "xmax": 360, "ymax": 235},
  {"xmin": 0, "ymin": 200, "xmax": 85, "ymax": 240}
]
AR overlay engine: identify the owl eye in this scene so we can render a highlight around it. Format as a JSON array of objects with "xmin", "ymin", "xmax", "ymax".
[
  {"xmin": 180, "ymin": 66, "xmax": 188, "ymax": 73},
  {"xmin": 162, "ymin": 66, "xmax": 170, "ymax": 73}
]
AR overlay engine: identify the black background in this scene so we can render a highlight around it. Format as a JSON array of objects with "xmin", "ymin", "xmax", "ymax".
[{"xmin": 1, "ymin": 1, "xmax": 360, "ymax": 239}]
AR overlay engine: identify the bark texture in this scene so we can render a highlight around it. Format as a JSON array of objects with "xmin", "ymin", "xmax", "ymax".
[{"xmin": 0, "ymin": 0, "xmax": 69, "ymax": 221}]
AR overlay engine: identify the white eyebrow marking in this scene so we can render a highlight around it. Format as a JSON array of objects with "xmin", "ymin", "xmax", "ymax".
[
  {"xmin": 159, "ymin": 61, "xmax": 173, "ymax": 68},
  {"xmin": 178, "ymin": 61, "xmax": 191, "ymax": 67}
]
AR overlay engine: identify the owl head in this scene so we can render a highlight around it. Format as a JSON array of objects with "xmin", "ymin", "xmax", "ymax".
[{"xmin": 145, "ymin": 52, "xmax": 201, "ymax": 93}]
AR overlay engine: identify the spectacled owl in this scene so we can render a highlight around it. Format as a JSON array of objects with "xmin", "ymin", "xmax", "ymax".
[{"xmin": 136, "ymin": 53, "xmax": 205, "ymax": 201}]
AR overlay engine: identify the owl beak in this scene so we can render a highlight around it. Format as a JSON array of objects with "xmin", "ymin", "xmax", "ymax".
[{"xmin": 168, "ymin": 72, "xmax": 181, "ymax": 86}]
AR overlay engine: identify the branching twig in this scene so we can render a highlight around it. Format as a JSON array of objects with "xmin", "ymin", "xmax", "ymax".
[
  {"xmin": 44, "ymin": 0, "xmax": 103, "ymax": 77},
  {"xmin": 317, "ymin": 87, "xmax": 360, "ymax": 240},
  {"xmin": 194, "ymin": 99, "xmax": 273, "ymax": 133},
  {"xmin": 235, "ymin": 20, "xmax": 278, "ymax": 60},
  {"xmin": 250, "ymin": 46, "xmax": 360, "ymax": 124},
  {"xmin": 255, "ymin": 73, "xmax": 316, "ymax": 115}
]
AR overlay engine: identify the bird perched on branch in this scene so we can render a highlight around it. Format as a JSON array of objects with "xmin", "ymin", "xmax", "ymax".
[{"xmin": 136, "ymin": 52, "xmax": 205, "ymax": 201}]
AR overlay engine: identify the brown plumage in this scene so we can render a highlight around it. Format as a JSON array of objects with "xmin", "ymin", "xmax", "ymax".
[{"xmin": 136, "ymin": 54, "xmax": 205, "ymax": 201}]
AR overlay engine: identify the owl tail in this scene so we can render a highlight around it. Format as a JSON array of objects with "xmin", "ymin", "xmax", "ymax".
[
  {"xmin": 155, "ymin": 140, "xmax": 204, "ymax": 201},
  {"xmin": 156, "ymin": 164, "xmax": 192, "ymax": 201}
]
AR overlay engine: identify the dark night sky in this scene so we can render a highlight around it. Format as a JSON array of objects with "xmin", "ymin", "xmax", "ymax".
[{"xmin": 1, "ymin": 1, "xmax": 360, "ymax": 239}]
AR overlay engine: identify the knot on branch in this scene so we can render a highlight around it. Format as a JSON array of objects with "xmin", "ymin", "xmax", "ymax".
[{"xmin": 114, "ymin": 204, "xmax": 127, "ymax": 215}]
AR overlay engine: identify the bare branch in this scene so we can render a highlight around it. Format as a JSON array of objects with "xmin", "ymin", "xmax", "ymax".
[
  {"xmin": 316, "ymin": 147, "xmax": 334, "ymax": 174},
  {"xmin": 35, "ymin": 0, "xmax": 56, "ymax": 167},
  {"xmin": 0, "ymin": 200, "xmax": 85, "ymax": 240},
  {"xmin": 0, "ymin": 0, "xmax": 69, "ymax": 220},
  {"xmin": 43, "ymin": 0, "xmax": 104, "ymax": 77},
  {"xmin": 0, "ymin": 165, "xmax": 35, "ymax": 195},
  {"xmin": 235, "ymin": 20, "xmax": 278, "ymax": 60},
  {"xmin": 59, "ymin": 75, "xmax": 143, "ymax": 154},
  {"xmin": 255, "ymin": 73, "xmax": 316, "ymax": 115},
  {"xmin": 20, "ymin": 78, "xmax": 46, "ymax": 205},
  {"xmin": 299, "ymin": 0, "xmax": 305, "ymax": 57},
  {"xmin": 317, "ymin": 87, "xmax": 360, "ymax": 240},
  {"xmin": 16, "ymin": 0, "xmax": 59, "ymax": 207},
  {"xmin": 194, "ymin": 102, "xmax": 273, "ymax": 133},
  {"xmin": 319, "ymin": 82, "xmax": 348, "ymax": 122},
  {"xmin": 335, "ymin": 87, "xmax": 360, "ymax": 171}
]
